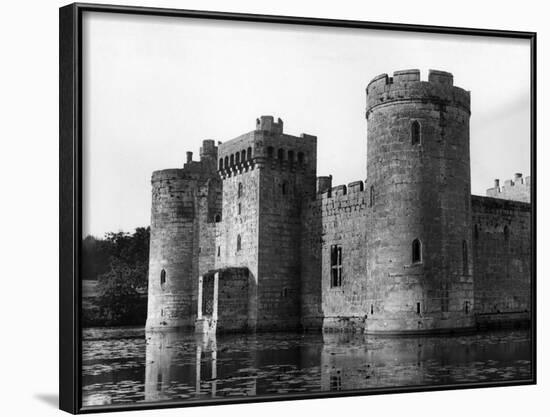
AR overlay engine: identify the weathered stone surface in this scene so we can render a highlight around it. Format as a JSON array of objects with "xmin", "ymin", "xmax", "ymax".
[
  {"xmin": 146, "ymin": 141, "xmax": 220, "ymax": 331},
  {"xmin": 364, "ymin": 69, "xmax": 474, "ymax": 333},
  {"xmin": 472, "ymin": 196, "xmax": 531, "ymax": 327}
]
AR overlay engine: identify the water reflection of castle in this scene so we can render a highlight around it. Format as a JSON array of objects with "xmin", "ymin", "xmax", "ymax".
[{"xmin": 144, "ymin": 330, "xmax": 531, "ymax": 401}]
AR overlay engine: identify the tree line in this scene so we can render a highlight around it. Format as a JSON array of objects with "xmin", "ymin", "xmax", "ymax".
[{"xmin": 81, "ymin": 227, "xmax": 149, "ymax": 327}]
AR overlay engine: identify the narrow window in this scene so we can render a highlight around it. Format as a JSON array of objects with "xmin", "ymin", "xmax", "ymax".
[
  {"xmin": 219, "ymin": 158, "xmax": 223, "ymax": 170},
  {"xmin": 238, "ymin": 202, "xmax": 241, "ymax": 215},
  {"xmin": 297, "ymin": 152, "xmax": 304, "ymax": 164},
  {"xmin": 214, "ymin": 214, "xmax": 221, "ymax": 223},
  {"xmin": 267, "ymin": 146, "xmax": 274, "ymax": 158},
  {"xmin": 330, "ymin": 244, "xmax": 343, "ymax": 287},
  {"xmin": 247, "ymin": 147, "xmax": 252, "ymax": 160},
  {"xmin": 241, "ymin": 150, "xmax": 246, "ymax": 162},
  {"xmin": 277, "ymin": 148, "xmax": 284, "ymax": 160},
  {"xmin": 464, "ymin": 301, "xmax": 470, "ymax": 314},
  {"xmin": 224, "ymin": 156, "xmax": 229, "ymax": 168},
  {"xmin": 288, "ymin": 150, "xmax": 295, "ymax": 163},
  {"xmin": 235, "ymin": 152, "xmax": 240, "ymax": 164},
  {"xmin": 330, "ymin": 370, "xmax": 342, "ymax": 391},
  {"xmin": 282, "ymin": 288, "xmax": 288, "ymax": 297},
  {"xmin": 369, "ymin": 185, "xmax": 375, "ymax": 207},
  {"xmin": 370, "ymin": 304, "xmax": 374, "ymax": 315},
  {"xmin": 238, "ymin": 182, "xmax": 243, "ymax": 198},
  {"xmin": 411, "ymin": 120, "xmax": 421, "ymax": 145},
  {"xmin": 412, "ymin": 239, "xmax": 422, "ymax": 264},
  {"xmin": 160, "ymin": 309, "xmax": 164, "ymax": 317},
  {"xmin": 462, "ymin": 240, "xmax": 468, "ymax": 274},
  {"xmin": 282, "ymin": 181, "xmax": 288, "ymax": 195},
  {"xmin": 160, "ymin": 269, "xmax": 166, "ymax": 289},
  {"xmin": 237, "ymin": 235, "xmax": 242, "ymax": 251},
  {"xmin": 441, "ymin": 283, "xmax": 449, "ymax": 312},
  {"xmin": 504, "ymin": 225, "xmax": 510, "ymax": 241},
  {"xmin": 474, "ymin": 224, "xmax": 479, "ymax": 240},
  {"xmin": 217, "ymin": 246, "xmax": 220, "ymax": 257},
  {"xmin": 230, "ymin": 154, "xmax": 234, "ymax": 166},
  {"xmin": 416, "ymin": 302, "xmax": 421, "ymax": 315}
]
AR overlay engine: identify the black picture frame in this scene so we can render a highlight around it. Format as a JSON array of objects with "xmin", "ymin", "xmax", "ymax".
[{"xmin": 59, "ymin": 3, "xmax": 537, "ymax": 414}]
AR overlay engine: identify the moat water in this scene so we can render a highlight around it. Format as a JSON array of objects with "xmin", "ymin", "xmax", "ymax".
[{"xmin": 82, "ymin": 327, "xmax": 532, "ymax": 407}]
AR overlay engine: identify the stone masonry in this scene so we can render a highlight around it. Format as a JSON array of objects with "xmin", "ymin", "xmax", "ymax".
[{"xmin": 146, "ymin": 70, "xmax": 532, "ymax": 334}]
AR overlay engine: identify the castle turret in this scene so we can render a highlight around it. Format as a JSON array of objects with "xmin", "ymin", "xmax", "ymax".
[
  {"xmin": 365, "ymin": 69, "xmax": 474, "ymax": 333},
  {"xmin": 146, "ymin": 140, "xmax": 219, "ymax": 331}
]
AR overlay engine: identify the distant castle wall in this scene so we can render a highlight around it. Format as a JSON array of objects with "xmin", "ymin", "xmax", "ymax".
[
  {"xmin": 486, "ymin": 173, "xmax": 530, "ymax": 203},
  {"xmin": 472, "ymin": 196, "xmax": 531, "ymax": 327}
]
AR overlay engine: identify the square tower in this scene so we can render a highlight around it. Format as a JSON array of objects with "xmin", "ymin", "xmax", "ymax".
[{"xmin": 216, "ymin": 116, "xmax": 317, "ymax": 331}]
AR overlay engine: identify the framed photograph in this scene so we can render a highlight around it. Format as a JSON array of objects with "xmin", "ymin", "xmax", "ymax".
[{"xmin": 59, "ymin": 2, "xmax": 536, "ymax": 414}]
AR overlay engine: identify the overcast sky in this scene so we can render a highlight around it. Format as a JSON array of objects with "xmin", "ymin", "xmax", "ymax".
[{"xmin": 82, "ymin": 12, "xmax": 531, "ymax": 238}]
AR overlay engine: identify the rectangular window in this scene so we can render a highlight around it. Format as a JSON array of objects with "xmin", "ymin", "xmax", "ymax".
[
  {"xmin": 329, "ymin": 370, "xmax": 342, "ymax": 391},
  {"xmin": 330, "ymin": 244, "xmax": 343, "ymax": 287},
  {"xmin": 441, "ymin": 283, "xmax": 449, "ymax": 312}
]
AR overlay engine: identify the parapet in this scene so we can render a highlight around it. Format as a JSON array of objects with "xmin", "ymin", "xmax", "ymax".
[
  {"xmin": 217, "ymin": 116, "xmax": 316, "ymax": 178},
  {"xmin": 366, "ymin": 69, "xmax": 470, "ymax": 116},
  {"xmin": 315, "ymin": 179, "xmax": 367, "ymax": 200},
  {"xmin": 151, "ymin": 139, "xmax": 219, "ymax": 183},
  {"xmin": 486, "ymin": 173, "xmax": 531, "ymax": 203},
  {"xmin": 256, "ymin": 115, "xmax": 283, "ymax": 134},
  {"xmin": 151, "ymin": 168, "xmax": 186, "ymax": 183}
]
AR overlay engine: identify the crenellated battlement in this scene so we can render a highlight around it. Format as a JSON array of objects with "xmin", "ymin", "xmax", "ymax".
[
  {"xmin": 486, "ymin": 172, "xmax": 531, "ymax": 203},
  {"xmin": 302, "ymin": 178, "xmax": 368, "ymax": 229},
  {"xmin": 256, "ymin": 115, "xmax": 283, "ymax": 134},
  {"xmin": 313, "ymin": 178, "xmax": 367, "ymax": 200},
  {"xmin": 151, "ymin": 168, "xmax": 186, "ymax": 183},
  {"xmin": 366, "ymin": 69, "xmax": 470, "ymax": 117},
  {"xmin": 151, "ymin": 140, "xmax": 219, "ymax": 183},
  {"xmin": 217, "ymin": 116, "xmax": 316, "ymax": 179}
]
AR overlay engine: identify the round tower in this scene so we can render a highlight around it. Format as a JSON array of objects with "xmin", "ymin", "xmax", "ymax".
[
  {"xmin": 365, "ymin": 69, "xmax": 474, "ymax": 333},
  {"xmin": 146, "ymin": 169, "xmax": 197, "ymax": 330}
]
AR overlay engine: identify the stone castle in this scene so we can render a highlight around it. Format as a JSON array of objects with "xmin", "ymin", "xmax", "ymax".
[{"xmin": 145, "ymin": 69, "xmax": 531, "ymax": 334}]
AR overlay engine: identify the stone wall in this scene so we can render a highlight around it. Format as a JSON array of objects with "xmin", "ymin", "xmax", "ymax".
[
  {"xmin": 472, "ymin": 196, "xmax": 531, "ymax": 327},
  {"xmin": 301, "ymin": 181, "xmax": 368, "ymax": 331},
  {"xmin": 202, "ymin": 268, "xmax": 253, "ymax": 333}
]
